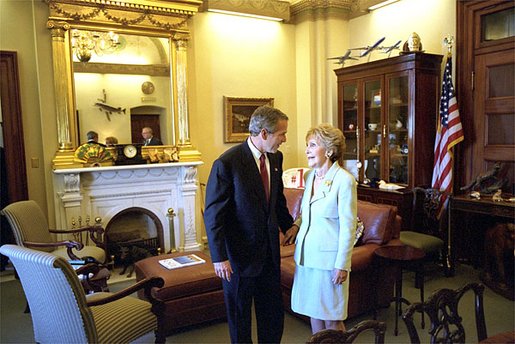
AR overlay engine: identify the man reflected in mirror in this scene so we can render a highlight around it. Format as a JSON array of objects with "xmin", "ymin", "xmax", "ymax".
[
  {"xmin": 87, "ymin": 131, "xmax": 106, "ymax": 147},
  {"xmin": 74, "ymin": 130, "xmax": 111, "ymax": 165},
  {"xmin": 142, "ymin": 127, "xmax": 163, "ymax": 146}
]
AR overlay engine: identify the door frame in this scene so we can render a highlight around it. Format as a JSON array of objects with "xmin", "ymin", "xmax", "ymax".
[{"xmin": 0, "ymin": 51, "xmax": 28, "ymax": 203}]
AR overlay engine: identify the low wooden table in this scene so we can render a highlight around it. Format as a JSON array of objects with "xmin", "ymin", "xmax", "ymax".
[{"xmin": 374, "ymin": 245, "xmax": 425, "ymax": 336}]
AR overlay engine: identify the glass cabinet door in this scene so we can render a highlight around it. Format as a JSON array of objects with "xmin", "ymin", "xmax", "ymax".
[
  {"xmin": 341, "ymin": 83, "xmax": 359, "ymax": 179},
  {"xmin": 364, "ymin": 79, "xmax": 382, "ymax": 180},
  {"xmin": 387, "ymin": 74, "xmax": 409, "ymax": 184}
]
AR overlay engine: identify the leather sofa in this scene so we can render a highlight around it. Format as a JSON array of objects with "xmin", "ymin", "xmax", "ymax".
[{"xmin": 280, "ymin": 187, "xmax": 402, "ymax": 319}]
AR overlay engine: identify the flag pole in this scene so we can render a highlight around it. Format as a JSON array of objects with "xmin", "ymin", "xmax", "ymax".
[{"xmin": 443, "ymin": 34, "xmax": 455, "ymax": 275}]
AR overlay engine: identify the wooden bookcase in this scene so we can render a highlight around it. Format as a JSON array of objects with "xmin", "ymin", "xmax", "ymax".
[
  {"xmin": 335, "ymin": 53, "xmax": 442, "ymax": 226},
  {"xmin": 335, "ymin": 53, "xmax": 442, "ymax": 189}
]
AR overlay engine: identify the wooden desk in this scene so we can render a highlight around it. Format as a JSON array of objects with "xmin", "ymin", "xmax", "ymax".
[{"xmin": 448, "ymin": 195, "xmax": 515, "ymax": 276}]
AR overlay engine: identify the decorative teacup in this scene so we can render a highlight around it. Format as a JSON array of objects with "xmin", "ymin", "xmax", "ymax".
[{"xmin": 368, "ymin": 123, "xmax": 378, "ymax": 131}]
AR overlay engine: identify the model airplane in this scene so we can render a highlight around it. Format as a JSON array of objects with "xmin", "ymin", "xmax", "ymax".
[
  {"xmin": 327, "ymin": 49, "xmax": 358, "ymax": 66},
  {"xmin": 94, "ymin": 89, "xmax": 126, "ymax": 121},
  {"xmin": 350, "ymin": 37, "xmax": 386, "ymax": 57},
  {"xmin": 381, "ymin": 40, "xmax": 402, "ymax": 54},
  {"xmin": 94, "ymin": 102, "xmax": 126, "ymax": 121}
]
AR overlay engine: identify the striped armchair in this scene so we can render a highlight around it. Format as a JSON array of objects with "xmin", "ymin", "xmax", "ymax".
[
  {"xmin": 2, "ymin": 200, "xmax": 106, "ymax": 263},
  {"xmin": 0, "ymin": 244, "xmax": 166, "ymax": 344}
]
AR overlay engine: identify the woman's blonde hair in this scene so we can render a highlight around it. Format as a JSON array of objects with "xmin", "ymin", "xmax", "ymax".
[{"xmin": 305, "ymin": 123, "xmax": 345, "ymax": 162}]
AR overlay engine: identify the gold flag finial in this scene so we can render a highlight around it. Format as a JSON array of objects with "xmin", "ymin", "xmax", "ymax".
[{"xmin": 443, "ymin": 35, "xmax": 454, "ymax": 56}]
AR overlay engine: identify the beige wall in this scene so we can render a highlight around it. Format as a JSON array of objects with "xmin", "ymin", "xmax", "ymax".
[
  {"xmin": 0, "ymin": 0, "xmax": 455, "ymax": 226},
  {"xmin": 188, "ymin": 12, "xmax": 298, "ymax": 185},
  {"xmin": 1, "ymin": 0, "xmax": 55, "ymax": 219},
  {"xmin": 294, "ymin": 17, "xmax": 350, "ymax": 166},
  {"xmin": 347, "ymin": 0, "xmax": 456, "ymax": 61}
]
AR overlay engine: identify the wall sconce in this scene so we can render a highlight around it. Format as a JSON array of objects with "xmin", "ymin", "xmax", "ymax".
[
  {"xmin": 71, "ymin": 30, "xmax": 121, "ymax": 63},
  {"xmin": 203, "ymin": 0, "xmax": 290, "ymax": 22}
]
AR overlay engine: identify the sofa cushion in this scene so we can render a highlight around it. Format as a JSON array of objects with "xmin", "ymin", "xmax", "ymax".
[
  {"xmin": 357, "ymin": 201, "xmax": 397, "ymax": 245},
  {"xmin": 280, "ymin": 240, "xmax": 296, "ymax": 258},
  {"xmin": 350, "ymin": 244, "xmax": 381, "ymax": 271},
  {"xmin": 284, "ymin": 187, "xmax": 304, "ymax": 221},
  {"xmin": 280, "ymin": 256, "xmax": 296, "ymax": 289}
]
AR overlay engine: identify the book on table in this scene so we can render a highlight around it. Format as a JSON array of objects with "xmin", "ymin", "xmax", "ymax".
[{"xmin": 158, "ymin": 254, "xmax": 206, "ymax": 270}]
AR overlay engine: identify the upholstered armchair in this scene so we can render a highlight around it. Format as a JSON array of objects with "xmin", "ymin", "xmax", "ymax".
[
  {"xmin": 1, "ymin": 200, "xmax": 106, "ymax": 263},
  {"xmin": 0, "ymin": 244, "xmax": 166, "ymax": 344}
]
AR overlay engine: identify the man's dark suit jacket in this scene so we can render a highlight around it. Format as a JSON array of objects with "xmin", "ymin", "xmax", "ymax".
[
  {"xmin": 204, "ymin": 142, "xmax": 293, "ymax": 277},
  {"xmin": 144, "ymin": 137, "xmax": 163, "ymax": 146}
]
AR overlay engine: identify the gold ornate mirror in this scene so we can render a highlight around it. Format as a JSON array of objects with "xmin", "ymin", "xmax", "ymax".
[{"xmin": 45, "ymin": 0, "xmax": 202, "ymax": 168}]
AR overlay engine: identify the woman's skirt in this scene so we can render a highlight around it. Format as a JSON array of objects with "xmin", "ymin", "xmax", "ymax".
[{"xmin": 291, "ymin": 264, "xmax": 349, "ymax": 320}]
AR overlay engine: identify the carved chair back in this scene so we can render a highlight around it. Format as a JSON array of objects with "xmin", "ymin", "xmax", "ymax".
[
  {"xmin": 402, "ymin": 282, "xmax": 487, "ymax": 344},
  {"xmin": 307, "ymin": 320, "xmax": 386, "ymax": 344}
]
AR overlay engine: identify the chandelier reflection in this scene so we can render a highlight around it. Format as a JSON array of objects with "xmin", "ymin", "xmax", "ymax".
[{"xmin": 71, "ymin": 30, "xmax": 121, "ymax": 63}]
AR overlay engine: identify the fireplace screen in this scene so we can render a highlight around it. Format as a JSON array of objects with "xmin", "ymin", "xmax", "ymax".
[{"xmin": 105, "ymin": 208, "xmax": 163, "ymax": 265}]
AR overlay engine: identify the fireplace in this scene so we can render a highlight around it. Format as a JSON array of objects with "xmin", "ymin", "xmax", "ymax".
[
  {"xmin": 53, "ymin": 162, "xmax": 203, "ymax": 253},
  {"xmin": 105, "ymin": 207, "xmax": 163, "ymax": 264}
]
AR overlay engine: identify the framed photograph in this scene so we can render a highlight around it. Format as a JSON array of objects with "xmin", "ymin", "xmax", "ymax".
[{"xmin": 224, "ymin": 96, "xmax": 274, "ymax": 143}]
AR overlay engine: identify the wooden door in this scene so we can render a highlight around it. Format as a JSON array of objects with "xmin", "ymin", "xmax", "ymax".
[
  {"xmin": 473, "ymin": 50, "xmax": 515, "ymax": 188},
  {"xmin": 457, "ymin": 0, "xmax": 515, "ymax": 192},
  {"xmin": 0, "ymin": 51, "xmax": 27, "ymax": 270},
  {"xmin": 0, "ymin": 51, "xmax": 27, "ymax": 203},
  {"xmin": 130, "ymin": 115, "xmax": 161, "ymax": 144}
]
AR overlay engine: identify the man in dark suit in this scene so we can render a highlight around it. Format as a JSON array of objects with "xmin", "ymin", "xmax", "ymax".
[
  {"xmin": 204, "ymin": 106, "xmax": 299, "ymax": 343},
  {"xmin": 141, "ymin": 127, "xmax": 163, "ymax": 146},
  {"xmin": 86, "ymin": 131, "xmax": 106, "ymax": 147}
]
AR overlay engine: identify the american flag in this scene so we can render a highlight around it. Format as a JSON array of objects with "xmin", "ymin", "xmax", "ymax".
[{"xmin": 432, "ymin": 56, "xmax": 464, "ymax": 216}]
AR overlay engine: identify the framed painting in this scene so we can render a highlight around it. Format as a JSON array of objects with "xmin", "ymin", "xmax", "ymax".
[{"xmin": 224, "ymin": 96, "xmax": 274, "ymax": 143}]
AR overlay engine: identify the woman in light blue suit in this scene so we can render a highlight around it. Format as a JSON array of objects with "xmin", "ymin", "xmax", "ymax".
[{"xmin": 290, "ymin": 123, "xmax": 357, "ymax": 334}]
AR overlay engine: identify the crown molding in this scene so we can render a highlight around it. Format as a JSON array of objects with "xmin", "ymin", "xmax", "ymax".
[
  {"xmin": 202, "ymin": 0, "xmax": 290, "ymax": 22},
  {"xmin": 289, "ymin": 0, "xmax": 377, "ymax": 22},
  {"xmin": 45, "ymin": 0, "xmax": 202, "ymax": 32}
]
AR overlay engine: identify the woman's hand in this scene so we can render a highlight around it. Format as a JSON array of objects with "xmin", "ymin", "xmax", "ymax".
[{"xmin": 331, "ymin": 268, "xmax": 348, "ymax": 285}]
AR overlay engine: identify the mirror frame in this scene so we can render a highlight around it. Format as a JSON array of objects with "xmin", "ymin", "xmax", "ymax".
[{"xmin": 45, "ymin": 0, "xmax": 202, "ymax": 168}]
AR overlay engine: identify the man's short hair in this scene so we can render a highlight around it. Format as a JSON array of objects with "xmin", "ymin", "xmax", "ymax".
[
  {"xmin": 86, "ymin": 131, "xmax": 98, "ymax": 141},
  {"xmin": 248, "ymin": 106, "xmax": 288, "ymax": 136}
]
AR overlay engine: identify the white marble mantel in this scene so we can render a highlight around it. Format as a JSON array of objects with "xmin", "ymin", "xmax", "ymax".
[{"xmin": 53, "ymin": 162, "xmax": 203, "ymax": 253}]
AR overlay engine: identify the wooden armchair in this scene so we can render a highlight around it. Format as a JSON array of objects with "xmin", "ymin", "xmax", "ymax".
[
  {"xmin": 1, "ymin": 200, "xmax": 106, "ymax": 263},
  {"xmin": 307, "ymin": 320, "xmax": 387, "ymax": 344},
  {"xmin": 402, "ymin": 282, "xmax": 487, "ymax": 343},
  {"xmin": 0, "ymin": 244, "xmax": 166, "ymax": 344},
  {"xmin": 400, "ymin": 187, "xmax": 449, "ymax": 276}
]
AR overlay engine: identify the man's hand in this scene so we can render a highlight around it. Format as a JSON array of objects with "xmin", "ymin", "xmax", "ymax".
[
  {"xmin": 213, "ymin": 260, "xmax": 233, "ymax": 281},
  {"xmin": 281, "ymin": 224, "xmax": 299, "ymax": 246}
]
